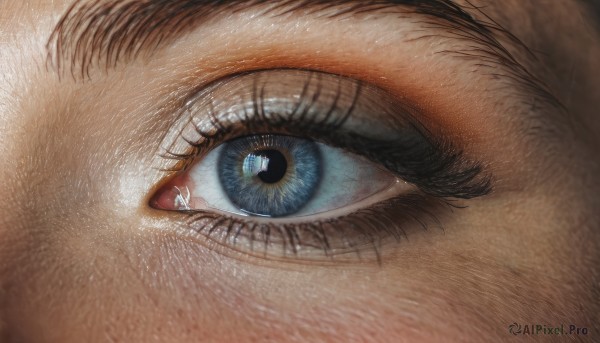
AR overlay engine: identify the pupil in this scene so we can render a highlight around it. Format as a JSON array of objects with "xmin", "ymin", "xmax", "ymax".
[{"xmin": 254, "ymin": 149, "xmax": 287, "ymax": 184}]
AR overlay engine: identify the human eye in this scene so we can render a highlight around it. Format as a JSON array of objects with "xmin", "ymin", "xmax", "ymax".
[{"xmin": 150, "ymin": 69, "xmax": 491, "ymax": 262}]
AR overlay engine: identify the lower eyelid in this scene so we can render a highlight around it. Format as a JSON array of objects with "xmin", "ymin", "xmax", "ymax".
[{"xmin": 178, "ymin": 193, "xmax": 453, "ymax": 263}]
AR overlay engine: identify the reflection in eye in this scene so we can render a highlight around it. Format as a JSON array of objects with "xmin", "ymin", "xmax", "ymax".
[{"xmin": 152, "ymin": 70, "xmax": 491, "ymax": 261}]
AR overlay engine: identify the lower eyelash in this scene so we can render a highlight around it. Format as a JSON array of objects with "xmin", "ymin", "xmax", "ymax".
[{"xmin": 182, "ymin": 193, "xmax": 454, "ymax": 263}]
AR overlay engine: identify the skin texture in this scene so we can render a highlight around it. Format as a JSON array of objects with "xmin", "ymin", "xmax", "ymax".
[{"xmin": 0, "ymin": 0, "xmax": 599, "ymax": 342}]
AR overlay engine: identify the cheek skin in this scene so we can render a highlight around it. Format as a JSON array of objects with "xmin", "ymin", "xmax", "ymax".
[{"xmin": 5, "ymin": 211, "xmax": 582, "ymax": 343}]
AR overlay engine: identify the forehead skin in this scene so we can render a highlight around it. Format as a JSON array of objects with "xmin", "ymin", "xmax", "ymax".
[{"xmin": 0, "ymin": 0, "xmax": 599, "ymax": 342}]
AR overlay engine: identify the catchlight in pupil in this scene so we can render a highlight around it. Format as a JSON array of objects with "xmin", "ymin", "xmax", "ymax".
[{"xmin": 243, "ymin": 149, "xmax": 288, "ymax": 184}]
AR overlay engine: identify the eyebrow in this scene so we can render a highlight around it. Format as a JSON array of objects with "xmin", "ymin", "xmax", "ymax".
[
  {"xmin": 584, "ymin": 0, "xmax": 600, "ymax": 31},
  {"xmin": 47, "ymin": 0, "xmax": 561, "ymax": 109}
]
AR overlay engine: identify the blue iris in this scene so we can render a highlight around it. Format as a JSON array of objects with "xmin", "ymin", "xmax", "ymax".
[{"xmin": 218, "ymin": 135, "xmax": 322, "ymax": 217}]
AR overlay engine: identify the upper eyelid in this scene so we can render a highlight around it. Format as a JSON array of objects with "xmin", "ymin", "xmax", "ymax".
[{"xmin": 159, "ymin": 69, "xmax": 492, "ymax": 199}]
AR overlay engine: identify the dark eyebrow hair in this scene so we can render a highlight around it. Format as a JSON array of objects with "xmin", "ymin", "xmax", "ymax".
[
  {"xmin": 47, "ymin": 0, "xmax": 561, "ymax": 110},
  {"xmin": 583, "ymin": 0, "xmax": 600, "ymax": 31}
]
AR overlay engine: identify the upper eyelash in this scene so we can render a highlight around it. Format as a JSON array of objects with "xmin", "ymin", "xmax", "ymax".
[
  {"xmin": 159, "ymin": 69, "xmax": 359, "ymax": 167},
  {"xmin": 162, "ymin": 70, "xmax": 492, "ymax": 200},
  {"xmin": 328, "ymin": 130, "xmax": 492, "ymax": 199}
]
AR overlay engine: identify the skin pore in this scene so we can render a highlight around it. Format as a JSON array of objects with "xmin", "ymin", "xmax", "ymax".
[{"xmin": 0, "ymin": 0, "xmax": 599, "ymax": 342}]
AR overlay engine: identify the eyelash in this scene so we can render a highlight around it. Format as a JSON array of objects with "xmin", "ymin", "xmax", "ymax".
[
  {"xmin": 159, "ymin": 70, "xmax": 491, "ymax": 261},
  {"xmin": 181, "ymin": 193, "xmax": 452, "ymax": 263}
]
